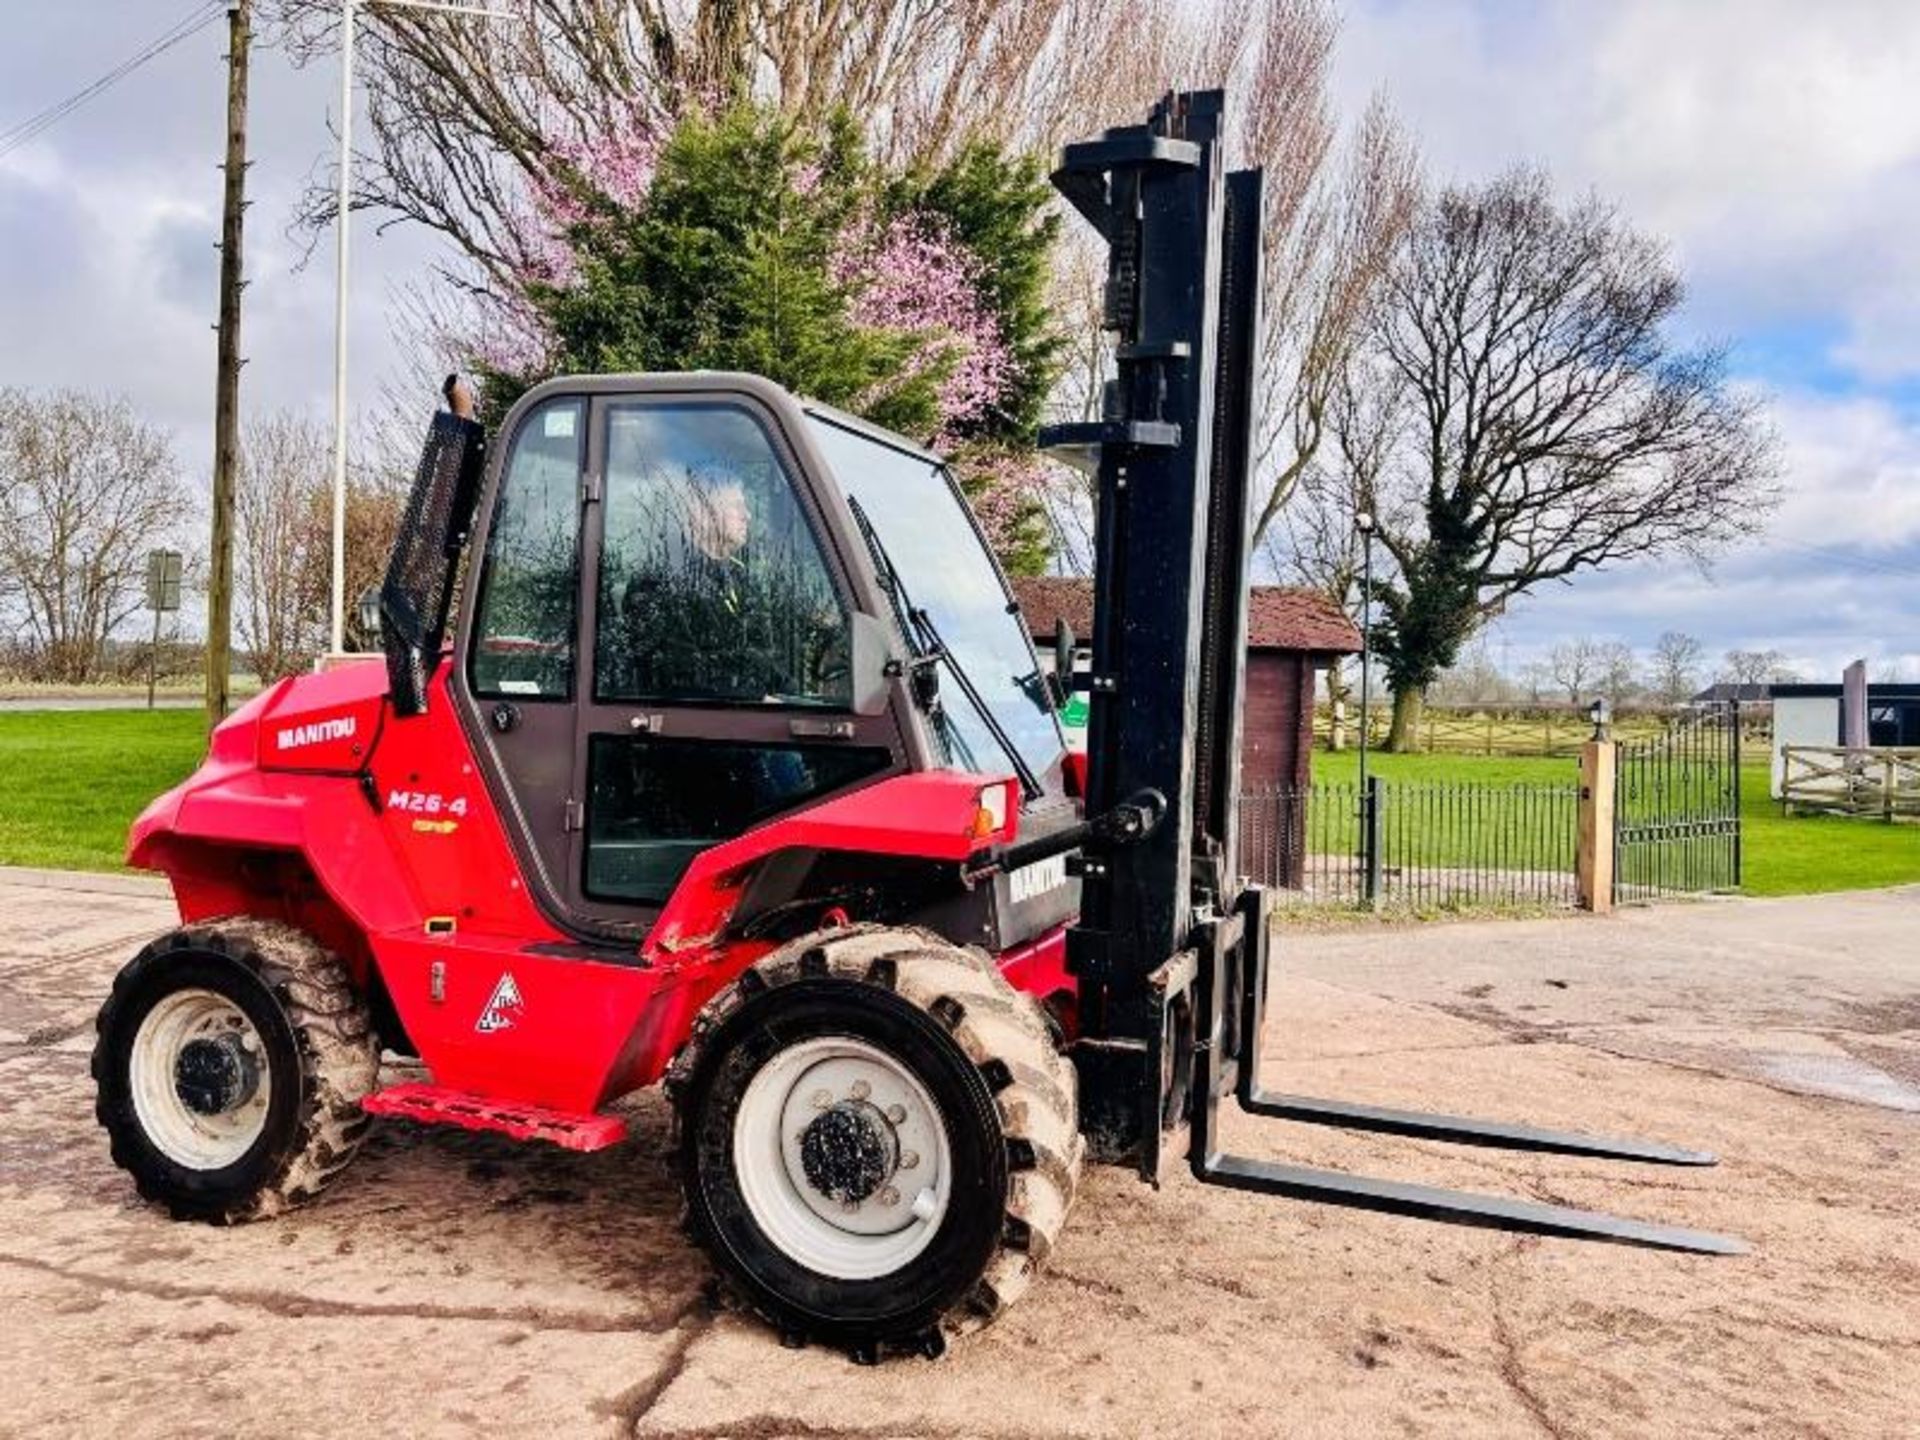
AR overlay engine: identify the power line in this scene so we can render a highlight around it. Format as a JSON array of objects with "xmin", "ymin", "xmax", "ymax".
[
  {"xmin": 0, "ymin": 2, "xmax": 225, "ymax": 162},
  {"xmin": 0, "ymin": 1, "xmax": 223, "ymax": 150},
  {"xmin": 1762, "ymin": 535, "xmax": 1920, "ymax": 584}
]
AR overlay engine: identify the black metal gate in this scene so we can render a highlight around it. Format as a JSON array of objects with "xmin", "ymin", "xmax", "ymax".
[{"xmin": 1613, "ymin": 700, "xmax": 1742, "ymax": 903}]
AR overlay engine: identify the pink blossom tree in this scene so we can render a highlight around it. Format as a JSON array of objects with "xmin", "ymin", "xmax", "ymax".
[{"xmin": 468, "ymin": 104, "xmax": 1058, "ymax": 572}]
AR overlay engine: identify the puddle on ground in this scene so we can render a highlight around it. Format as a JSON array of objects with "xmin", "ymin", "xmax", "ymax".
[{"xmin": 1756, "ymin": 1052, "xmax": 1920, "ymax": 1112}]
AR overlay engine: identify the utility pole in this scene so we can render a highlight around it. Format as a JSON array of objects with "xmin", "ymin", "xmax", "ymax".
[{"xmin": 207, "ymin": 0, "xmax": 250, "ymax": 728}]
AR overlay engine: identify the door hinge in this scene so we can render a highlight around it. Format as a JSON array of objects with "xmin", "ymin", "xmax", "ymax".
[
  {"xmin": 580, "ymin": 470, "xmax": 602, "ymax": 505},
  {"xmin": 563, "ymin": 797, "xmax": 584, "ymax": 832}
]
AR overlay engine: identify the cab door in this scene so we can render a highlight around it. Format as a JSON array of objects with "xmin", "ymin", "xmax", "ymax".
[
  {"xmin": 564, "ymin": 391, "xmax": 900, "ymax": 936},
  {"xmin": 459, "ymin": 391, "xmax": 589, "ymax": 918}
]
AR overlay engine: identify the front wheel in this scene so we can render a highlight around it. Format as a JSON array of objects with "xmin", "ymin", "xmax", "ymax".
[
  {"xmin": 669, "ymin": 927, "xmax": 1082, "ymax": 1356},
  {"xmin": 92, "ymin": 919, "xmax": 378, "ymax": 1223}
]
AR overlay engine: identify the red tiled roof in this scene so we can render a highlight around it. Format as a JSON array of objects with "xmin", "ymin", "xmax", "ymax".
[
  {"xmin": 1244, "ymin": 586, "xmax": 1363, "ymax": 654},
  {"xmin": 1008, "ymin": 575, "xmax": 1359, "ymax": 655}
]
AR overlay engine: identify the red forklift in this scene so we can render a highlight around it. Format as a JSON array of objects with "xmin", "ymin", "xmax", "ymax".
[{"xmin": 92, "ymin": 90, "xmax": 1740, "ymax": 1362}]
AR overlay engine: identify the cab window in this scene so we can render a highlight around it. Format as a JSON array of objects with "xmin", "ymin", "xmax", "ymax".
[
  {"xmin": 470, "ymin": 398, "xmax": 583, "ymax": 698},
  {"xmin": 594, "ymin": 403, "xmax": 849, "ymax": 707},
  {"xmin": 584, "ymin": 736, "xmax": 891, "ymax": 903}
]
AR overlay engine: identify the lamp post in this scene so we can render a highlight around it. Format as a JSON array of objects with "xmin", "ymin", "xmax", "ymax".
[
  {"xmin": 356, "ymin": 585, "xmax": 384, "ymax": 649},
  {"xmin": 1355, "ymin": 510, "xmax": 1376, "ymax": 796},
  {"xmin": 326, "ymin": 0, "xmax": 518, "ymax": 657}
]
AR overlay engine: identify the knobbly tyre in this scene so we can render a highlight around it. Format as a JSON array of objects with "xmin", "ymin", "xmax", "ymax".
[{"xmin": 91, "ymin": 89, "xmax": 1743, "ymax": 1366}]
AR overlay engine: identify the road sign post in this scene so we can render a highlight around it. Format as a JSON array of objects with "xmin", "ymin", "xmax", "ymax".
[{"xmin": 144, "ymin": 549, "xmax": 183, "ymax": 711}]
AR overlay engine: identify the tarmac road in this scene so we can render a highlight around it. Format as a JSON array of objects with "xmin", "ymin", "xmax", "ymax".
[
  {"xmin": 1, "ymin": 866, "xmax": 1916, "ymax": 1438},
  {"xmin": 0, "ymin": 696, "xmax": 202, "ymax": 711}
]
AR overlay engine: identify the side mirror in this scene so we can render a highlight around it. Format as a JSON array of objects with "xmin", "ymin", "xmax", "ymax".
[
  {"xmin": 1047, "ymin": 618, "xmax": 1078, "ymax": 709},
  {"xmin": 850, "ymin": 611, "xmax": 895, "ymax": 717}
]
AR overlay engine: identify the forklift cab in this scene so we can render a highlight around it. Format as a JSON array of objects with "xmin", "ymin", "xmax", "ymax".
[{"xmin": 436, "ymin": 372, "xmax": 1073, "ymax": 943}]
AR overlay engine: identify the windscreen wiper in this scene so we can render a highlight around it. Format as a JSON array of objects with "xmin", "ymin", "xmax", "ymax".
[
  {"xmin": 846, "ymin": 497, "xmax": 1042, "ymax": 801},
  {"xmin": 901, "ymin": 606, "xmax": 1042, "ymax": 801}
]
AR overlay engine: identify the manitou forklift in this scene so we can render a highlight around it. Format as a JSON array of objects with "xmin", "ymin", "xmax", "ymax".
[{"xmin": 92, "ymin": 89, "xmax": 1740, "ymax": 1360}]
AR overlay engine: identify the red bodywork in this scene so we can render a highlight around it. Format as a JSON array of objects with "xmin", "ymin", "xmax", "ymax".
[{"xmin": 131, "ymin": 659, "xmax": 1076, "ymax": 1117}]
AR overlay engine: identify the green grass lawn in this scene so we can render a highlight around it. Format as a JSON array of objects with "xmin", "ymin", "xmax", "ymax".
[
  {"xmin": 1311, "ymin": 750, "xmax": 1576, "ymax": 786},
  {"xmin": 1735, "ymin": 763, "xmax": 1920, "ymax": 896},
  {"xmin": 0, "ymin": 710, "xmax": 207, "ymax": 872},
  {"xmin": 1, "ymin": 710, "xmax": 1915, "ymax": 898}
]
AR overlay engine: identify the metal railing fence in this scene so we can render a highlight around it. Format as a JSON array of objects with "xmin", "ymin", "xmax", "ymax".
[
  {"xmin": 1613, "ymin": 702, "xmax": 1742, "ymax": 904},
  {"xmin": 1238, "ymin": 775, "xmax": 1579, "ymax": 911}
]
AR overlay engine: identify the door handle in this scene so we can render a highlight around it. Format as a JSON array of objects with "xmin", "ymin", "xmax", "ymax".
[
  {"xmin": 491, "ymin": 701, "xmax": 520, "ymax": 733},
  {"xmin": 790, "ymin": 717, "xmax": 855, "ymax": 740}
]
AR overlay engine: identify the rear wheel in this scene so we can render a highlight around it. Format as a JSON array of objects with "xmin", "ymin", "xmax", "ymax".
[
  {"xmin": 92, "ymin": 919, "xmax": 378, "ymax": 1223},
  {"xmin": 669, "ymin": 926, "xmax": 1082, "ymax": 1356}
]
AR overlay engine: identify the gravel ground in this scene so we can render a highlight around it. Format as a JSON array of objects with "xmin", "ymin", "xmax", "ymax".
[{"xmin": 1, "ymin": 866, "xmax": 1915, "ymax": 1439}]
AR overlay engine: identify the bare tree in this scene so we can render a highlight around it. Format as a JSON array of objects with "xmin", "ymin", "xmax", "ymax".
[
  {"xmin": 1648, "ymin": 630, "xmax": 1704, "ymax": 706},
  {"xmin": 0, "ymin": 390, "xmax": 187, "ymax": 683},
  {"xmin": 1248, "ymin": 95, "xmax": 1417, "ymax": 547},
  {"xmin": 1546, "ymin": 638, "xmax": 1601, "ymax": 705},
  {"xmin": 1596, "ymin": 639, "xmax": 1638, "ymax": 708},
  {"xmin": 233, "ymin": 411, "xmax": 413, "ymax": 681},
  {"xmin": 1428, "ymin": 638, "xmax": 1517, "ymax": 705},
  {"xmin": 235, "ymin": 412, "xmax": 330, "ymax": 682},
  {"xmin": 1720, "ymin": 648, "xmax": 1794, "ymax": 688},
  {"xmin": 1267, "ymin": 461, "xmax": 1363, "ymax": 744},
  {"xmin": 1355, "ymin": 168, "xmax": 1778, "ymax": 750},
  {"xmin": 271, "ymin": 0, "xmax": 1215, "ymax": 291},
  {"xmin": 336, "ymin": 461, "xmax": 412, "ymax": 655},
  {"xmin": 273, "ymin": 0, "xmax": 1407, "ymax": 576},
  {"xmin": 1267, "ymin": 357, "xmax": 1406, "ymax": 744}
]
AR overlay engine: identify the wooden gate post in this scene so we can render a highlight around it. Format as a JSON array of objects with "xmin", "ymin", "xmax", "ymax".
[{"xmin": 1577, "ymin": 737, "xmax": 1617, "ymax": 913}]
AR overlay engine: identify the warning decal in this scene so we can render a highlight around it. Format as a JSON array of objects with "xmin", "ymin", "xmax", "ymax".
[{"xmin": 476, "ymin": 972, "xmax": 524, "ymax": 1034}]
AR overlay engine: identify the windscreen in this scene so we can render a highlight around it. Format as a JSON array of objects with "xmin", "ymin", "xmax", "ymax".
[{"xmin": 805, "ymin": 414, "xmax": 1061, "ymax": 781}]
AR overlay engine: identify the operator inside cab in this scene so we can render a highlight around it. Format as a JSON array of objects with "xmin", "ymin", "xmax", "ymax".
[{"xmin": 599, "ymin": 404, "xmax": 845, "ymax": 707}]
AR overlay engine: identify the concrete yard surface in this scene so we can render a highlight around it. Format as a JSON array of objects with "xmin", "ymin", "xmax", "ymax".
[{"xmin": 1, "ymin": 867, "xmax": 1916, "ymax": 1438}]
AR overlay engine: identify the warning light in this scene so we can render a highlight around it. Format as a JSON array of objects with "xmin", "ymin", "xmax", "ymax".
[{"xmin": 971, "ymin": 781, "xmax": 1015, "ymax": 841}]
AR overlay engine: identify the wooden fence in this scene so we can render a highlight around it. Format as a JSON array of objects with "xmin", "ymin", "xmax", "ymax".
[
  {"xmin": 1316, "ymin": 702, "xmax": 1772, "ymax": 760},
  {"xmin": 1780, "ymin": 746, "xmax": 1920, "ymax": 819}
]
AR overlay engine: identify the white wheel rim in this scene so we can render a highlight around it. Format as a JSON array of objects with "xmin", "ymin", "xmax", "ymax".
[
  {"xmin": 129, "ymin": 987, "xmax": 273, "ymax": 1170},
  {"xmin": 733, "ymin": 1035, "xmax": 954, "ymax": 1281}
]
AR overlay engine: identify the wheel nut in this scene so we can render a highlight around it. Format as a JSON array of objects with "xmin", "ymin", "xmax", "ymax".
[
  {"xmin": 879, "ymin": 1186, "xmax": 900, "ymax": 1207},
  {"xmin": 849, "ymin": 1080, "xmax": 871, "ymax": 1100},
  {"xmin": 900, "ymin": 1150, "xmax": 919, "ymax": 1170},
  {"xmin": 885, "ymin": 1104, "xmax": 906, "ymax": 1124},
  {"xmin": 841, "ymin": 1198, "xmax": 861, "ymax": 1213},
  {"xmin": 810, "ymin": 1089, "xmax": 833, "ymax": 1109}
]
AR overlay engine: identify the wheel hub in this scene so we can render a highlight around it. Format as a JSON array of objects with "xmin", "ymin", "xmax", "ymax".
[
  {"xmin": 173, "ymin": 1033, "xmax": 259, "ymax": 1116},
  {"xmin": 799, "ymin": 1100, "xmax": 898, "ymax": 1204},
  {"xmin": 733, "ymin": 1036, "xmax": 954, "ymax": 1280},
  {"xmin": 128, "ymin": 987, "xmax": 274, "ymax": 1171}
]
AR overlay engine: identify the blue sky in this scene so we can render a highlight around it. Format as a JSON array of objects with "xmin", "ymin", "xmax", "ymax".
[
  {"xmin": 1, "ymin": 1, "xmax": 1916, "ymax": 682},
  {"xmin": 1330, "ymin": 0, "xmax": 1920, "ymax": 681}
]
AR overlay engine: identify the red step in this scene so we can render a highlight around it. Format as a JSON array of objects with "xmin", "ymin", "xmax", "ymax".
[{"xmin": 362, "ymin": 1082, "xmax": 628, "ymax": 1152}]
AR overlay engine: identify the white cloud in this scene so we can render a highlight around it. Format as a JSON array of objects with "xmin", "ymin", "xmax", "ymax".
[
  {"xmin": 1762, "ymin": 388, "xmax": 1920, "ymax": 550},
  {"xmin": 0, "ymin": 11, "xmax": 446, "ymax": 483},
  {"xmin": 1468, "ymin": 381, "xmax": 1920, "ymax": 680},
  {"xmin": 1338, "ymin": 0, "xmax": 1920, "ymax": 380},
  {"xmin": 1329, "ymin": 0, "xmax": 1920, "ymax": 683}
]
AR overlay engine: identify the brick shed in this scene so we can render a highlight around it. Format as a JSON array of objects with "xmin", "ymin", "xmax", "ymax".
[{"xmin": 1007, "ymin": 576, "xmax": 1360, "ymax": 789}]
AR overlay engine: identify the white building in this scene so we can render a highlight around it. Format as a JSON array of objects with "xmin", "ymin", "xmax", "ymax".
[{"xmin": 1770, "ymin": 682, "xmax": 1920, "ymax": 797}]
